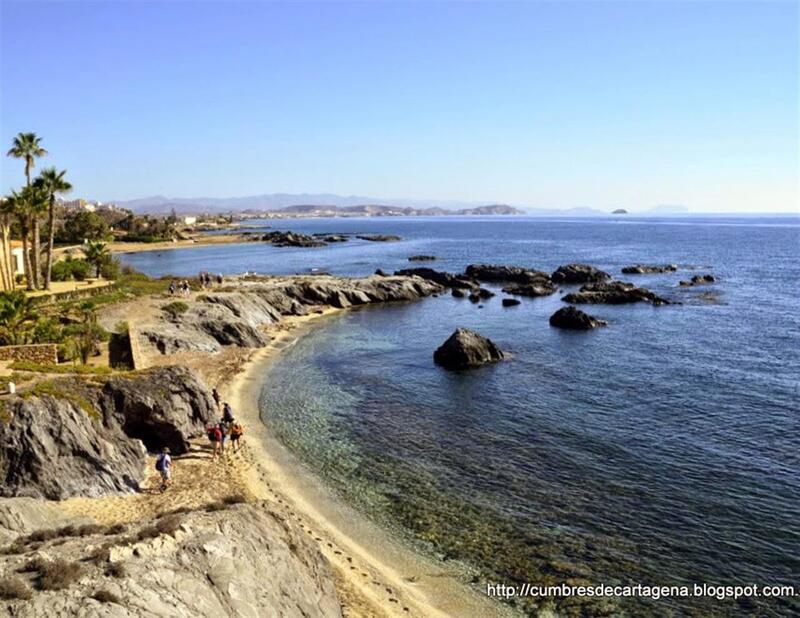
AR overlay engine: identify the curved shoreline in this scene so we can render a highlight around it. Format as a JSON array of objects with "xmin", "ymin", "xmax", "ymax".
[{"xmin": 226, "ymin": 309, "xmax": 512, "ymax": 618}]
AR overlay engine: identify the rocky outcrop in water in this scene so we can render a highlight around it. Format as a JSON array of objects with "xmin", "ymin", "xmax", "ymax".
[
  {"xmin": 551, "ymin": 263, "xmax": 611, "ymax": 284},
  {"xmin": 394, "ymin": 268, "xmax": 476, "ymax": 290},
  {"xmin": 501, "ymin": 282, "xmax": 558, "ymax": 297},
  {"xmin": 465, "ymin": 264, "xmax": 551, "ymax": 285},
  {"xmin": 408, "ymin": 255, "xmax": 437, "ymax": 261},
  {"xmin": 562, "ymin": 281, "xmax": 670, "ymax": 305},
  {"xmin": 502, "ymin": 298, "xmax": 521, "ymax": 307},
  {"xmin": 0, "ymin": 367, "xmax": 216, "ymax": 500},
  {"xmin": 140, "ymin": 275, "xmax": 443, "ymax": 356},
  {"xmin": 260, "ymin": 231, "xmax": 326, "ymax": 247},
  {"xmin": 433, "ymin": 328, "xmax": 504, "ymax": 369},
  {"xmin": 679, "ymin": 274, "xmax": 716, "ymax": 287},
  {"xmin": 356, "ymin": 234, "xmax": 402, "ymax": 242},
  {"xmin": 621, "ymin": 264, "xmax": 677, "ymax": 274},
  {"xmin": 549, "ymin": 306, "xmax": 607, "ymax": 330},
  {"xmin": 0, "ymin": 502, "xmax": 342, "ymax": 618}
]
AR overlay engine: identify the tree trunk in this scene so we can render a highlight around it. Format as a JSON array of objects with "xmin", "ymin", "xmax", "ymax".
[
  {"xmin": 44, "ymin": 195, "xmax": 56, "ymax": 290},
  {"xmin": 31, "ymin": 216, "xmax": 41, "ymax": 289},
  {"xmin": 21, "ymin": 232, "xmax": 34, "ymax": 291},
  {"xmin": 0, "ymin": 224, "xmax": 11, "ymax": 291}
]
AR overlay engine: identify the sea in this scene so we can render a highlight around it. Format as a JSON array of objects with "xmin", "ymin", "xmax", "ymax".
[{"xmin": 120, "ymin": 216, "xmax": 800, "ymax": 616}]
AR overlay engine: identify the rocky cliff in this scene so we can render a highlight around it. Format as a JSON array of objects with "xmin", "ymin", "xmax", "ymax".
[
  {"xmin": 140, "ymin": 274, "xmax": 444, "ymax": 355},
  {"xmin": 0, "ymin": 367, "xmax": 216, "ymax": 500},
  {"xmin": 0, "ymin": 502, "xmax": 342, "ymax": 618}
]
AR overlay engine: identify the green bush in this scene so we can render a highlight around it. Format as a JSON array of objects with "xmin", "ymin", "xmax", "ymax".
[
  {"xmin": 161, "ymin": 301, "xmax": 189, "ymax": 318},
  {"xmin": 51, "ymin": 257, "xmax": 92, "ymax": 282},
  {"xmin": 32, "ymin": 317, "xmax": 64, "ymax": 344},
  {"xmin": 99, "ymin": 255, "xmax": 121, "ymax": 280}
]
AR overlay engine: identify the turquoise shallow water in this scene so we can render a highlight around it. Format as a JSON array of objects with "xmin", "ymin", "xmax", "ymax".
[{"xmin": 124, "ymin": 216, "xmax": 800, "ymax": 615}]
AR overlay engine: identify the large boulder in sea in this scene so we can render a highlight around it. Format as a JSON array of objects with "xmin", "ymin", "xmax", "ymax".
[
  {"xmin": 433, "ymin": 328, "xmax": 504, "ymax": 369},
  {"xmin": 261, "ymin": 230, "xmax": 326, "ymax": 247},
  {"xmin": 549, "ymin": 306, "xmax": 607, "ymax": 330},
  {"xmin": 465, "ymin": 264, "xmax": 551, "ymax": 284},
  {"xmin": 562, "ymin": 281, "xmax": 670, "ymax": 305},
  {"xmin": 621, "ymin": 264, "xmax": 677, "ymax": 274},
  {"xmin": 679, "ymin": 274, "xmax": 716, "ymax": 287},
  {"xmin": 551, "ymin": 263, "xmax": 611, "ymax": 284}
]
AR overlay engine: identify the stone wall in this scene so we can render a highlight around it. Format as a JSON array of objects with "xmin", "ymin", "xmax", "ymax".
[{"xmin": 0, "ymin": 344, "xmax": 58, "ymax": 365}]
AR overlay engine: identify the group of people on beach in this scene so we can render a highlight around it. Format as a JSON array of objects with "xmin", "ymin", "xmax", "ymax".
[
  {"xmin": 199, "ymin": 272, "xmax": 224, "ymax": 289},
  {"xmin": 206, "ymin": 388, "xmax": 244, "ymax": 460},
  {"xmin": 154, "ymin": 387, "xmax": 245, "ymax": 491}
]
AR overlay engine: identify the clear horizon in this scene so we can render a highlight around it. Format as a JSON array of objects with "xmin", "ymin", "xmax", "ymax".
[{"xmin": 1, "ymin": 1, "xmax": 798, "ymax": 213}]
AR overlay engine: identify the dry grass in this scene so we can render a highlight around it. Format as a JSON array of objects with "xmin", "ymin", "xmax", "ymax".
[
  {"xmin": 0, "ymin": 575, "xmax": 32, "ymax": 600},
  {"xmin": 35, "ymin": 558, "xmax": 85, "ymax": 591}
]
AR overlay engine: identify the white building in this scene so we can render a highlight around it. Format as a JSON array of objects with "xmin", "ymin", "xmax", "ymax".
[{"xmin": 183, "ymin": 216, "xmax": 198, "ymax": 226}]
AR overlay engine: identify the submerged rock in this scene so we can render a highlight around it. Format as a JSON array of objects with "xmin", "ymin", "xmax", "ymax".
[
  {"xmin": 465, "ymin": 264, "xmax": 551, "ymax": 284},
  {"xmin": 433, "ymin": 328, "xmax": 505, "ymax": 369},
  {"xmin": 551, "ymin": 263, "xmax": 611, "ymax": 284},
  {"xmin": 356, "ymin": 234, "xmax": 402, "ymax": 242},
  {"xmin": 562, "ymin": 281, "xmax": 670, "ymax": 305},
  {"xmin": 679, "ymin": 274, "xmax": 716, "ymax": 287},
  {"xmin": 621, "ymin": 264, "xmax": 677, "ymax": 274},
  {"xmin": 502, "ymin": 298, "xmax": 521, "ymax": 307},
  {"xmin": 549, "ymin": 306, "xmax": 607, "ymax": 330},
  {"xmin": 408, "ymin": 255, "xmax": 437, "ymax": 261},
  {"xmin": 477, "ymin": 288, "xmax": 495, "ymax": 299},
  {"xmin": 452, "ymin": 288, "xmax": 466, "ymax": 298}
]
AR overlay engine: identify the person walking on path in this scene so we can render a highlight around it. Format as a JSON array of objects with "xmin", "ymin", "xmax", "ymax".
[
  {"xmin": 230, "ymin": 422, "xmax": 244, "ymax": 453},
  {"xmin": 212, "ymin": 388, "xmax": 221, "ymax": 410},
  {"xmin": 156, "ymin": 447, "xmax": 173, "ymax": 491},
  {"xmin": 223, "ymin": 402, "xmax": 234, "ymax": 423},
  {"xmin": 207, "ymin": 423, "xmax": 222, "ymax": 460}
]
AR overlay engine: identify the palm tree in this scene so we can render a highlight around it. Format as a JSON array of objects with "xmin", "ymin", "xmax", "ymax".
[
  {"xmin": 0, "ymin": 290, "xmax": 39, "ymax": 345},
  {"xmin": 5, "ymin": 190, "xmax": 35, "ymax": 290},
  {"xmin": 34, "ymin": 168, "xmax": 72, "ymax": 290},
  {"xmin": 7, "ymin": 133, "xmax": 48, "ymax": 289},
  {"xmin": 0, "ymin": 197, "xmax": 15, "ymax": 291},
  {"xmin": 6, "ymin": 132, "xmax": 47, "ymax": 188},
  {"xmin": 83, "ymin": 240, "xmax": 109, "ymax": 278}
]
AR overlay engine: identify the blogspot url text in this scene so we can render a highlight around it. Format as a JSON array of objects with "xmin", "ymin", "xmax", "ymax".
[{"xmin": 486, "ymin": 583, "xmax": 797, "ymax": 601}]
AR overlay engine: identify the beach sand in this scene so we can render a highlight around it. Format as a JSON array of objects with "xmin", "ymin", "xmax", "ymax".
[
  {"xmin": 108, "ymin": 233, "xmax": 251, "ymax": 254},
  {"xmin": 223, "ymin": 310, "xmax": 511, "ymax": 617}
]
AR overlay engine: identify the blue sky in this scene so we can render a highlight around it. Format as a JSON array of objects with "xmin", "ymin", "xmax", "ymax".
[{"xmin": 1, "ymin": 1, "xmax": 797, "ymax": 213}]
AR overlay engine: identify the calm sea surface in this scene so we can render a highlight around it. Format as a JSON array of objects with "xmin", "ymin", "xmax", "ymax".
[{"xmin": 122, "ymin": 216, "xmax": 800, "ymax": 615}]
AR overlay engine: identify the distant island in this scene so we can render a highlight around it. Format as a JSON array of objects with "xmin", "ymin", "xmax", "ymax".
[{"xmin": 612, "ymin": 208, "xmax": 628, "ymax": 214}]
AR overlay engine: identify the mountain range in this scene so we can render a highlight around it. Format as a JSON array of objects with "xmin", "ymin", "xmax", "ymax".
[{"xmin": 110, "ymin": 193, "xmax": 691, "ymax": 217}]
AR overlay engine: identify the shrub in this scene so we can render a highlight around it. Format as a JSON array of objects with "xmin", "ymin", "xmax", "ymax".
[
  {"xmin": 204, "ymin": 501, "xmax": 227, "ymax": 512},
  {"xmin": 76, "ymin": 523, "xmax": 105, "ymax": 537},
  {"xmin": 105, "ymin": 523, "xmax": 127, "ymax": 535},
  {"xmin": 161, "ymin": 301, "xmax": 189, "ymax": 318},
  {"xmin": 99, "ymin": 255, "xmax": 121, "ymax": 280},
  {"xmin": 154, "ymin": 514, "xmax": 183, "ymax": 536},
  {"xmin": 31, "ymin": 317, "xmax": 64, "ymax": 344},
  {"xmin": 222, "ymin": 494, "xmax": 247, "ymax": 505},
  {"xmin": 105, "ymin": 562, "xmax": 127, "ymax": 578},
  {"xmin": 134, "ymin": 526, "xmax": 160, "ymax": 542},
  {"xmin": 36, "ymin": 558, "xmax": 84, "ymax": 590},
  {"xmin": 0, "ymin": 575, "xmax": 32, "ymax": 600},
  {"xmin": 91, "ymin": 589, "xmax": 121, "ymax": 604},
  {"xmin": 51, "ymin": 257, "xmax": 92, "ymax": 282}
]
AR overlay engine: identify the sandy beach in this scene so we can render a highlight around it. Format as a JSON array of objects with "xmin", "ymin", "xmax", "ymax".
[
  {"xmin": 223, "ymin": 310, "xmax": 510, "ymax": 618},
  {"xmin": 108, "ymin": 233, "xmax": 251, "ymax": 254}
]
